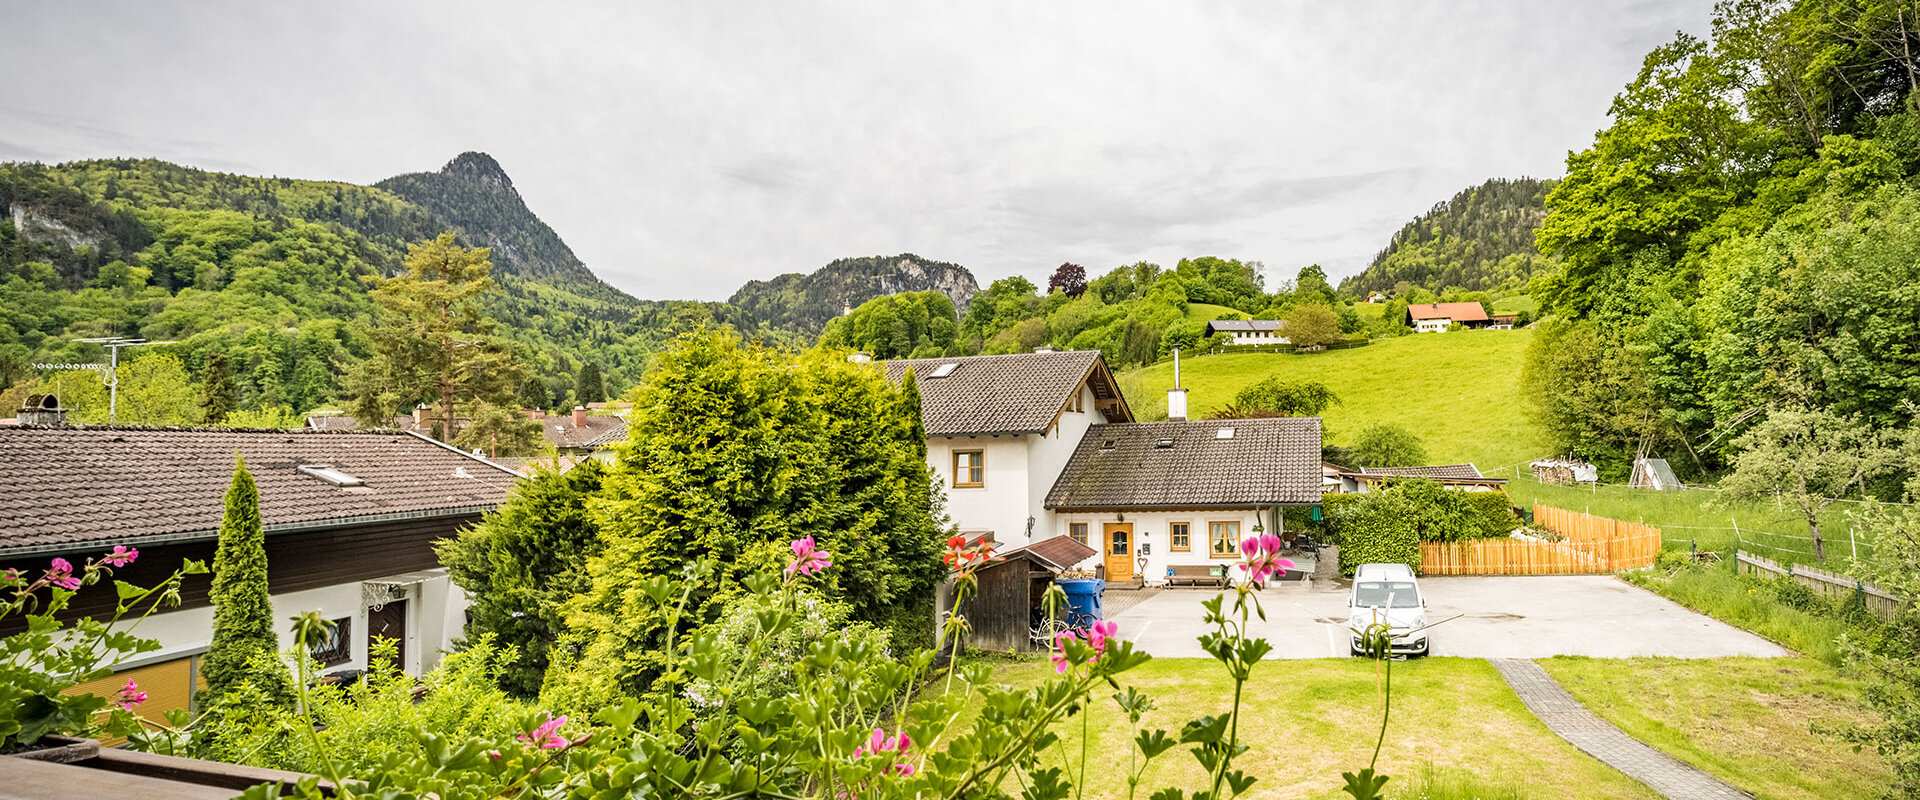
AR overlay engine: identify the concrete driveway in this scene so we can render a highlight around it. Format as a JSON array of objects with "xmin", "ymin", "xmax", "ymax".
[{"xmin": 1108, "ymin": 575, "xmax": 1789, "ymax": 659}]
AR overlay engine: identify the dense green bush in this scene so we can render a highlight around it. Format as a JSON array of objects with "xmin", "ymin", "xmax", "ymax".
[{"xmin": 1327, "ymin": 492, "xmax": 1419, "ymax": 575}]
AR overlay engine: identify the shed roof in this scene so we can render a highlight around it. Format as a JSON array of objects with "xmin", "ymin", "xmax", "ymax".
[
  {"xmin": 1000, "ymin": 534, "xmax": 1097, "ymax": 571},
  {"xmin": 0, "ymin": 426, "xmax": 521, "ymax": 556},
  {"xmin": 1204, "ymin": 319, "xmax": 1286, "ymax": 334},
  {"xmin": 880, "ymin": 350, "xmax": 1132, "ymax": 437},
  {"xmin": 1353, "ymin": 464, "xmax": 1485, "ymax": 479},
  {"xmin": 1406, "ymin": 302, "xmax": 1490, "ymax": 323},
  {"xmin": 1044, "ymin": 418, "xmax": 1323, "ymax": 510}
]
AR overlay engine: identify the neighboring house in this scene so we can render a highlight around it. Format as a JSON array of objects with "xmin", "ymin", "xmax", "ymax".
[
  {"xmin": 1629, "ymin": 457, "xmax": 1683, "ymax": 491},
  {"xmin": 1485, "ymin": 314, "xmax": 1519, "ymax": 330},
  {"xmin": 533, "ymin": 407, "xmax": 628, "ymax": 457},
  {"xmin": 1204, "ymin": 318, "xmax": 1289, "ymax": 345},
  {"xmin": 1336, "ymin": 463, "xmax": 1508, "ymax": 493},
  {"xmin": 1366, "ymin": 291, "xmax": 1389, "ymax": 304},
  {"xmin": 1405, "ymin": 302, "xmax": 1491, "ymax": 332},
  {"xmin": 0, "ymin": 422, "xmax": 520, "ymax": 724},
  {"xmin": 878, "ymin": 349, "xmax": 1324, "ymax": 585}
]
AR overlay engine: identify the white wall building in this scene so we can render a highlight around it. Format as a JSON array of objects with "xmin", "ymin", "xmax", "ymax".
[{"xmin": 1203, "ymin": 318, "xmax": 1290, "ymax": 345}]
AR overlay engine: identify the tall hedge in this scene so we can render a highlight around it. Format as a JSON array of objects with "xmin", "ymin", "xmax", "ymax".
[
  {"xmin": 202, "ymin": 456, "xmax": 294, "ymax": 707},
  {"xmin": 1322, "ymin": 481, "xmax": 1519, "ymax": 575}
]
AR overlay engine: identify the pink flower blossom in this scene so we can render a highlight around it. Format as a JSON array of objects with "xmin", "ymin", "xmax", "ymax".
[
  {"xmin": 103, "ymin": 546, "xmax": 139, "ymax": 568},
  {"xmin": 1087, "ymin": 620, "xmax": 1118, "ymax": 653},
  {"xmin": 44, "ymin": 558, "xmax": 80, "ymax": 591},
  {"xmin": 1050, "ymin": 620, "xmax": 1122, "ymax": 674},
  {"xmin": 1239, "ymin": 533, "xmax": 1295, "ymax": 587},
  {"xmin": 117, "ymin": 678, "xmax": 147, "ymax": 711},
  {"xmin": 853, "ymin": 727, "xmax": 915, "ymax": 776},
  {"xmin": 519, "ymin": 714, "xmax": 568, "ymax": 749},
  {"xmin": 785, "ymin": 536, "xmax": 832, "ymax": 579}
]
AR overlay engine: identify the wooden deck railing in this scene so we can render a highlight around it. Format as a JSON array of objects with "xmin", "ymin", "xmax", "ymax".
[{"xmin": 1420, "ymin": 504, "xmax": 1662, "ymax": 575}]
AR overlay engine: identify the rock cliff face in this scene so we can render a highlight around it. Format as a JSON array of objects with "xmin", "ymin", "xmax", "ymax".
[{"xmin": 727, "ymin": 254, "xmax": 980, "ymax": 334}]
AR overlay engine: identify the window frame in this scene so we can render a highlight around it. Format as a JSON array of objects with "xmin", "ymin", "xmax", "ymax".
[
  {"xmin": 309, "ymin": 615, "xmax": 353, "ymax": 667},
  {"xmin": 952, "ymin": 449, "xmax": 985, "ymax": 488},
  {"xmin": 1208, "ymin": 520, "xmax": 1241, "ymax": 559},
  {"xmin": 1069, "ymin": 522, "xmax": 1088, "ymax": 546},
  {"xmin": 1169, "ymin": 521, "xmax": 1191, "ymax": 552}
]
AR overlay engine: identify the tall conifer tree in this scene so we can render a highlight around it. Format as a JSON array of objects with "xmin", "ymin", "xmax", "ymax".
[
  {"xmin": 201, "ymin": 457, "xmax": 294, "ymax": 706},
  {"xmin": 201, "ymin": 352, "xmax": 238, "ymax": 424}
]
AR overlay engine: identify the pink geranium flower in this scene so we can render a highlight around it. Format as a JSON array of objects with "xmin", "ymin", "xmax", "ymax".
[
  {"xmin": 1239, "ymin": 533, "xmax": 1295, "ymax": 588},
  {"xmin": 117, "ymin": 678, "xmax": 148, "ymax": 711},
  {"xmin": 785, "ymin": 536, "xmax": 832, "ymax": 579},
  {"xmin": 519, "ymin": 714, "xmax": 568, "ymax": 749},
  {"xmin": 854, "ymin": 727, "xmax": 915, "ymax": 776},
  {"xmin": 103, "ymin": 546, "xmax": 139, "ymax": 568},
  {"xmin": 1050, "ymin": 620, "xmax": 1122, "ymax": 674},
  {"xmin": 44, "ymin": 558, "xmax": 81, "ymax": 591}
]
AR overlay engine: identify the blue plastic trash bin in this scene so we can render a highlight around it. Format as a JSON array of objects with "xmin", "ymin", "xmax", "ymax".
[{"xmin": 1056, "ymin": 578, "xmax": 1105, "ymax": 628}]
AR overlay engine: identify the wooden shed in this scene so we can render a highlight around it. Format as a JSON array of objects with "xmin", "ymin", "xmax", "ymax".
[{"xmin": 960, "ymin": 535, "xmax": 1096, "ymax": 653}]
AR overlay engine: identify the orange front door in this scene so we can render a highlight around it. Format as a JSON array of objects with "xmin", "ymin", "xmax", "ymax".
[{"xmin": 1103, "ymin": 523, "xmax": 1134, "ymax": 580}]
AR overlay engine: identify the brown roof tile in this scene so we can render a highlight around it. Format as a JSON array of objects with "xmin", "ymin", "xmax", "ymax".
[
  {"xmin": 1355, "ymin": 464, "xmax": 1485, "ymax": 479},
  {"xmin": 1045, "ymin": 418, "xmax": 1322, "ymax": 510},
  {"xmin": 0, "ymin": 426, "xmax": 521, "ymax": 556},
  {"xmin": 1406, "ymin": 302, "xmax": 1490, "ymax": 323},
  {"xmin": 1000, "ymin": 534, "xmax": 1097, "ymax": 571},
  {"xmin": 880, "ymin": 350, "xmax": 1131, "ymax": 437},
  {"xmin": 540, "ymin": 415, "xmax": 627, "ymax": 449}
]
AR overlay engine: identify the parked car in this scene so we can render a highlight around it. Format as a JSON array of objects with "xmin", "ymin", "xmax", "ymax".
[{"xmin": 1348, "ymin": 563, "xmax": 1429, "ymax": 657}]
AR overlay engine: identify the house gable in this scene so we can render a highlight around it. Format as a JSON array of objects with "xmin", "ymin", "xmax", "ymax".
[{"xmin": 880, "ymin": 350, "xmax": 1134, "ymax": 437}]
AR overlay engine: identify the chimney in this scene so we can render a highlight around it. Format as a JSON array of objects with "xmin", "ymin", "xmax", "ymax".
[
  {"xmin": 413, "ymin": 403, "xmax": 431, "ymax": 428},
  {"xmin": 572, "ymin": 406, "xmax": 588, "ymax": 428},
  {"xmin": 847, "ymin": 351, "xmax": 872, "ymax": 364},
  {"xmin": 16, "ymin": 394, "xmax": 68, "ymax": 426},
  {"xmin": 1168, "ymin": 349, "xmax": 1189, "ymax": 421}
]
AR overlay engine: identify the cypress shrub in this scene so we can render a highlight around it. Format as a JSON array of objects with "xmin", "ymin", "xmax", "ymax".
[{"xmin": 201, "ymin": 456, "xmax": 294, "ymax": 707}]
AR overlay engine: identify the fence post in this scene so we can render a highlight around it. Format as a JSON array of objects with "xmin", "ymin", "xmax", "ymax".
[{"xmin": 1850, "ymin": 525, "xmax": 1857, "ymax": 561}]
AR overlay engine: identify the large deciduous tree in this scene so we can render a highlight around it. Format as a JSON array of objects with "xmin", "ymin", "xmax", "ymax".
[
  {"xmin": 346, "ymin": 232, "xmax": 522, "ymax": 442},
  {"xmin": 543, "ymin": 331, "xmax": 945, "ymax": 710},
  {"xmin": 201, "ymin": 457, "xmax": 294, "ymax": 707},
  {"xmin": 1283, "ymin": 303, "xmax": 1342, "ymax": 348},
  {"xmin": 1352, "ymin": 423, "xmax": 1428, "ymax": 468},
  {"xmin": 1048, "ymin": 262, "xmax": 1088, "ymax": 297},
  {"xmin": 1722, "ymin": 404, "xmax": 1902, "ymax": 561},
  {"xmin": 1210, "ymin": 377, "xmax": 1339, "ymax": 419}
]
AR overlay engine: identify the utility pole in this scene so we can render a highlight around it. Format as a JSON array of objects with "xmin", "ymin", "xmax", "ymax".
[{"xmin": 35, "ymin": 337, "xmax": 177, "ymax": 423}]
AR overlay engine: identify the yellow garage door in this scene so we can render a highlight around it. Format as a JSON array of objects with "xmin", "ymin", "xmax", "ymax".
[{"xmin": 65, "ymin": 655, "xmax": 201, "ymax": 745}]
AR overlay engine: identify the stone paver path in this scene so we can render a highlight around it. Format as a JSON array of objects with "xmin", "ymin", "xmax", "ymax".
[
  {"xmin": 1101, "ymin": 587, "xmax": 1161, "ymax": 617},
  {"xmin": 1490, "ymin": 659, "xmax": 1750, "ymax": 799}
]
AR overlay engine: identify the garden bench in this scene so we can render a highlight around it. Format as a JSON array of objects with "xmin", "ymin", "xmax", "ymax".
[{"xmin": 1165, "ymin": 564, "xmax": 1229, "ymax": 587}]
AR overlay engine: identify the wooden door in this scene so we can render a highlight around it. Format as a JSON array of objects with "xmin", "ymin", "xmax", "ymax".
[
  {"xmin": 1103, "ymin": 523, "xmax": 1133, "ymax": 581},
  {"xmin": 367, "ymin": 599, "xmax": 407, "ymax": 676}
]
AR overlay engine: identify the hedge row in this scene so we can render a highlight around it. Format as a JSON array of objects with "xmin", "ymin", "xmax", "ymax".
[{"xmin": 1321, "ymin": 480, "xmax": 1519, "ymax": 574}]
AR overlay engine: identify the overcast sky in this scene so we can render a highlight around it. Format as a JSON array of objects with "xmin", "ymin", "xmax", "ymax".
[{"xmin": 3, "ymin": 2, "xmax": 1709, "ymax": 301}]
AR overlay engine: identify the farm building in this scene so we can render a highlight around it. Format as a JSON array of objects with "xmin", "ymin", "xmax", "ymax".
[{"xmin": 1204, "ymin": 318, "xmax": 1289, "ymax": 345}]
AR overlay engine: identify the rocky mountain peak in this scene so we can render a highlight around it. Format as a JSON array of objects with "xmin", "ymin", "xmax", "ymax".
[{"xmin": 440, "ymin": 151, "xmax": 518, "ymax": 197}]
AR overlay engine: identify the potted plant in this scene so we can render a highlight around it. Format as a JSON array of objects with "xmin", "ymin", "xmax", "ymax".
[{"xmin": 1, "ymin": 547, "xmax": 204, "ymax": 762}]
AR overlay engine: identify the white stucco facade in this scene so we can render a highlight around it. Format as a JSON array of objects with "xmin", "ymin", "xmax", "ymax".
[
  {"xmin": 1223, "ymin": 330, "xmax": 1290, "ymax": 345},
  {"xmin": 1413, "ymin": 317, "xmax": 1451, "ymax": 333},
  {"xmin": 929, "ymin": 383, "xmax": 1108, "ymax": 546},
  {"xmin": 1045, "ymin": 508, "xmax": 1277, "ymax": 584}
]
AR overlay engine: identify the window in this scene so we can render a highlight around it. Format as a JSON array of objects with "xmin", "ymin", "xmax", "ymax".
[
  {"xmin": 309, "ymin": 616, "xmax": 352, "ymax": 666},
  {"xmin": 1209, "ymin": 521, "xmax": 1241, "ymax": 558},
  {"xmin": 1169, "ymin": 522, "xmax": 1191, "ymax": 552},
  {"xmin": 929, "ymin": 363, "xmax": 959, "ymax": 378},
  {"xmin": 953, "ymin": 450, "xmax": 984, "ymax": 488},
  {"xmin": 1069, "ymin": 522, "xmax": 1088, "ymax": 546}
]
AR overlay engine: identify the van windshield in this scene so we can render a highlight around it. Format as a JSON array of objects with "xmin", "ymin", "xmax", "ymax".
[{"xmin": 1354, "ymin": 581, "xmax": 1420, "ymax": 608}]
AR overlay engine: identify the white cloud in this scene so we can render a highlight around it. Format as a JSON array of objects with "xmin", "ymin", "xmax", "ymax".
[{"xmin": 1, "ymin": 0, "xmax": 1710, "ymax": 299}]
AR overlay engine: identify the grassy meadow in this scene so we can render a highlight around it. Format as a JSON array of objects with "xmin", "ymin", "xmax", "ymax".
[
  {"xmin": 984, "ymin": 657, "xmax": 1658, "ymax": 800},
  {"xmin": 1507, "ymin": 476, "xmax": 1876, "ymax": 565},
  {"xmin": 1541, "ymin": 656, "xmax": 1888, "ymax": 800},
  {"xmin": 1185, "ymin": 302, "xmax": 1246, "ymax": 321},
  {"xmin": 1119, "ymin": 329, "xmax": 1546, "ymax": 470}
]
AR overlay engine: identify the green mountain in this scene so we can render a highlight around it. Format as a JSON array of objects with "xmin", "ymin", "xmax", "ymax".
[
  {"xmin": 728, "ymin": 253, "xmax": 979, "ymax": 334},
  {"xmin": 0, "ymin": 155, "xmax": 744, "ymax": 410},
  {"xmin": 1341, "ymin": 177, "xmax": 1556, "ymax": 295}
]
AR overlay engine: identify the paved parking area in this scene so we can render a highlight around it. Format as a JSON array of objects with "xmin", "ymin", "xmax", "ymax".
[{"xmin": 1109, "ymin": 575, "xmax": 1789, "ymax": 659}]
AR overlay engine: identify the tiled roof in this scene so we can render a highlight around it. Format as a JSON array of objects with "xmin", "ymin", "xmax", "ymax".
[
  {"xmin": 1205, "ymin": 319, "xmax": 1286, "ymax": 333},
  {"xmin": 1355, "ymin": 464, "xmax": 1485, "ymax": 479},
  {"xmin": 1000, "ymin": 534, "xmax": 1096, "ymax": 571},
  {"xmin": 541, "ymin": 415, "xmax": 627, "ymax": 449},
  {"xmin": 1406, "ymin": 302, "xmax": 1490, "ymax": 323},
  {"xmin": 880, "ymin": 350, "xmax": 1132, "ymax": 437},
  {"xmin": 1045, "ymin": 418, "xmax": 1322, "ymax": 510},
  {"xmin": 0, "ymin": 426, "xmax": 521, "ymax": 556}
]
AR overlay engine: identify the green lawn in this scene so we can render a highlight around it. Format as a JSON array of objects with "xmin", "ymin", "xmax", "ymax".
[
  {"xmin": 1119, "ymin": 330, "xmax": 1547, "ymax": 470},
  {"xmin": 1540, "ymin": 657, "xmax": 1889, "ymax": 800},
  {"xmin": 986, "ymin": 657, "xmax": 1657, "ymax": 800},
  {"xmin": 1491, "ymin": 296, "xmax": 1538, "ymax": 316},
  {"xmin": 1186, "ymin": 302, "xmax": 1246, "ymax": 321},
  {"xmin": 1506, "ymin": 476, "xmax": 1874, "ymax": 566}
]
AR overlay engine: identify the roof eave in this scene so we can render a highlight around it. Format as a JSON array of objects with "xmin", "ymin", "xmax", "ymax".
[{"xmin": 0, "ymin": 504, "xmax": 503, "ymax": 560}]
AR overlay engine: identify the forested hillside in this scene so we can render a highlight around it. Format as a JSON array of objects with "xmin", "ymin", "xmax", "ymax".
[
  {"xmin": 1525, "ymin": 0, "xmax": 1920, "ymax": 480},
  {"xmin": 0, "ymin": 155, "xmax": 745, "ymax": 416},
  {"xmin": 728, "ymin": 253, "xmax": 979, "ymax": 333},
  {"xmin": 1341, "ymin": 177, "xmax": 1556, "ymax": 295}
]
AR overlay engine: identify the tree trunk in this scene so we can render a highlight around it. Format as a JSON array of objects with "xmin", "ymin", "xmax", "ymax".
[{"xmin": 1809, "ymin": 515, "xmax": 1825, "ymax": 562}]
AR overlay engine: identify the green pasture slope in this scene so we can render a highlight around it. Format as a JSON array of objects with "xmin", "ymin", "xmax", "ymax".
[
  {"xmin": 1118, "ymin": 329, "xmax": 1547, "ymax": 470},
  {"xmin": 1183, "ymin": 302, "xmax": 1245, "ymax": 321}
]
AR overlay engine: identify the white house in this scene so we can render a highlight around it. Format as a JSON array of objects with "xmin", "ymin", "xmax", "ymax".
[
  {"xmin": 1405, "ymin": 302, "xmax": 1491, "ymax": 333},
  {"xmin": 1203, "ymin": 319, "xmax": 1289, "ymax": 345},
  {"xmin": 0, "ymin": 424, "xmax": 520, "ymax": 726},
  {"xmin": 881, "ymin": 350, "xmax": 1323, "ymax": 585}
]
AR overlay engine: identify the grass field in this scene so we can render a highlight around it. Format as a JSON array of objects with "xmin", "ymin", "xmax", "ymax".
[
  {"xmin": 986, "ymin": 657, "xmax": 1658, "ymax": 800},
  {"xmin": 1506, "ymin": 476, "xmax": 1876, "ymax": 566},
  {"xmin": 1186, "ymin": 302, "xmax": 1246, "ymax": 321},
  {"xmin": 1491, "ymin": 296, "xmax": 1538, "ymax": 316},
  {"xmin": 1541, "ymin": 656, "xmax": 1888, "ymax": 800},
  {"xmin": 1119, "ymin": 330, "xmax": 1546, "ymax": 470}
]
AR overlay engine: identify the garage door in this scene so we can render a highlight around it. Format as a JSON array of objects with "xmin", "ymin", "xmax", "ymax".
[{"xmin": 65, "ymin": 654, "xmax": 203, "ymax": 744}]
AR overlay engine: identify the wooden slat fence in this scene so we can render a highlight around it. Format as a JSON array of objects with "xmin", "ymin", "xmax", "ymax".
[
  {"xmin": 1736, "ymin": 551, "xmax": 1904, "ymax": 621},
  {"xmin": 1420, "ymin": 504, "xmax": 1662, "ymax": 575}
]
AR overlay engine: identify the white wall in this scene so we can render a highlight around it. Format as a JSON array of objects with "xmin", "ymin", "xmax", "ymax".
[
  {"xmin": 1047, "ymin": 508, "xmax": 1274, "ymax": 586},
  {"xmin": 928, "ymin": 381, "xmax": 1118, "ymax": 549},
  {"xmin": 1413, "ymin": 318, "xmax": 1449, "ymax": 333},
  {"xmin": 114, "ymin": 569, "xmax": 467, "ymax": 678}
]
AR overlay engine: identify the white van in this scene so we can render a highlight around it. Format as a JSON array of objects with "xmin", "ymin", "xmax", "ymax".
[{"xmin": 1348, "ymin": 563, "xmax": 1429, "ymax": 657}]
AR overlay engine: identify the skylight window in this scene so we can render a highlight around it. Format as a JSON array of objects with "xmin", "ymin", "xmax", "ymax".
[
  {"xmin": 297, "ymin": 464, "xmax": 364, "ymax": 487},
  {"xmin": 928, "ymin": 363, "xmax": 960, "ymax": 379},
  {"xmin": 1154, "ymin": 438, "xmax": 1175, "ymax": 449},
  {"xmin": 1216, "ymin": 427, "xmax": 1235, "ymax": 439}
]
